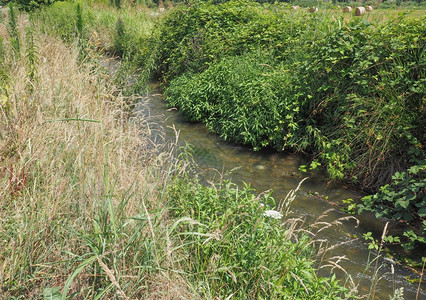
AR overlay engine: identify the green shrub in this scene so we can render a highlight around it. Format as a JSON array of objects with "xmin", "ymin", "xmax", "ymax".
[
  {"xmin": 296, "ymin": 17, "xmax": 425, "ymax": 190},
  {"xmin": 151, "ymin": 0, "xmax": 329, "ymax": 82},
  {"xmin": 12, "ymin": 0, "xmax": 59, "ymax": 11},
  {"xmin": 358, "ymin": 162, "xmax": 426, "ymax": 249},
  {"xmin": 166, "ymin": 53, "xmax": 302, "ymax": 150},
  {"xmin": 165, "ymin": 10, "xmax": 425, "ymax": 191},
  {"xmin": 161, "ymin": 2, "xmax": 425, "ymax": 241}
]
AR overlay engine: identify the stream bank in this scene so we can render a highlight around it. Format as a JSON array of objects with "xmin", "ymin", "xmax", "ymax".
[{"xmin": 132, "ymin": 81, "xmax": 425, "ymax": 299}]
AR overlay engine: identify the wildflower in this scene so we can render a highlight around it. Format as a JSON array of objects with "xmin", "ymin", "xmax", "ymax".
[{"xmin": 263, "ymin": 210, "xmax": 283, "ymax": 220}]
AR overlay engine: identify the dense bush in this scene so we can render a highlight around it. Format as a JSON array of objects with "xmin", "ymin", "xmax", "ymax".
[
  {"xmin": 166, "ymin": 54, "xmax": 301, "ymax": 150},
  {"xmin": 151, "ymin": 0, "xmax": 323, "ymax": 82},
  {"xmin": 162, "ymin": 2, "xmax": 424, "ymax": 186},
  {"xmin": 8, "ymin": 0, "xmax": 59, "ymax": 11},
  {"xmin": 296, "ymin": 17, "xmax": 425, "ymax": 190}
]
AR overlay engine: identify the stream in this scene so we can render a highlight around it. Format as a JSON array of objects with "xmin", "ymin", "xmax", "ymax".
[{"xmin": 103, "ymin": 59, "xmax": 425, "ymax": 299}]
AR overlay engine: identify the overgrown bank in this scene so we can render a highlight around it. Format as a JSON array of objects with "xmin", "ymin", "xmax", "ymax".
[
  {"xmin": 148, "ymin": 1, "xmax": 425, "ymax": 250},
  {"xmin": 0, "ymin": 4, "xmax": 356, "ymax": 298}
]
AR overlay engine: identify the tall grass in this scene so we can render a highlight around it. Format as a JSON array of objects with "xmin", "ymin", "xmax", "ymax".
[
  {"xmin": 167, "ymin": 177, "xmax": 354, "ymax": 299},
  {"xmin": 34, "ymin": 1, "xmax": 158, "ymax": 91},
  {"xmin": 0, "ymin": 13, "xmax": 187, "ymax": 297}
]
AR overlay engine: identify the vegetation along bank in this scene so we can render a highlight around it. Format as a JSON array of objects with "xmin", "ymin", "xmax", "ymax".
[
  {"xmin": 0, "ymin": 0, "xmax": 424, "ymax": 298},
  {"xmin": 154, "ymin": 1, "xmax": 425, "ymax": 252},
  {"xmin": 0, "ymin": 1, "xmax": 361, "ymax": 298}
]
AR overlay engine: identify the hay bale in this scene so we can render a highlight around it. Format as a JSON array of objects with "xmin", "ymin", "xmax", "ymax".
[
  {"xmin": 309, "ymin": 7, "xmax": 318, "ymax": 13},
  {"xmin": 355, "ymin": 6, "xmax": 366, "ymax": 16},
  {"xmin": 291, "ymin": 6, "xmax": 300, "ymax": 10},
  {"xmin": 343, "ymin": 6, "xmax": 352, "ymax": 13},
  {"xmin": 366, "ymin": 5, "xmax": 373, "ymax": 12}
]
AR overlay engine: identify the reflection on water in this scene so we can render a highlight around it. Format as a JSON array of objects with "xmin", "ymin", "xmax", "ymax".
[{"xmin": 133, "ymin": 85, "xmax": 425, "ymax": 299}]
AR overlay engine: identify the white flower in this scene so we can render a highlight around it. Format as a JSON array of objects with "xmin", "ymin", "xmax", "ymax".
[{"xmin": 263, "ymin": 210, "xmax": 283, "ymax": 220}]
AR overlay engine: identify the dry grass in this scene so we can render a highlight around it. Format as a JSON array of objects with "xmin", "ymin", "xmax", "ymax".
[{"xmin": 0, "ymin": 18, "xmax": 189, "ymax": 298}]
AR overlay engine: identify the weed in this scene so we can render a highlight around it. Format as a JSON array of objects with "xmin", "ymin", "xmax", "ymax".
[
  {"xmin": 0, "ymin": 17, "xmax": 178, "ymax": 297},
  {"xmin": 7, "ymin": 3, "xmax": 20, "ymax": 55},
  {"xmin": 25, "ymin": 19, "xmax": 38, "ymax": 89}
]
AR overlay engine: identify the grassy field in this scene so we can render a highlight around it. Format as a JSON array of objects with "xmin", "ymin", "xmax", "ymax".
[{"xmin": 0, "ymin": 11, "xmax": 177, "ymax": 297}]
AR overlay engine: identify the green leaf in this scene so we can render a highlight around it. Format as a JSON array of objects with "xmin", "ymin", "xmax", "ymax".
[
  {"xmin": 299, "ymin": 165, "xmax": 307, "ymax": 173},
  {"xmin": 395, "ymin": 199, "xmax": 410, "ymax": 209},
  {"xmin": 418, "ymin": 207, "xmax": 426, "ymax": 217},
  {"xmin": 62, "ymin": 255, "xmax": 98, "ymax": 300},
  {"xmin": 43, "ymin": 287, "xmax": 62, "ymax": 300}
]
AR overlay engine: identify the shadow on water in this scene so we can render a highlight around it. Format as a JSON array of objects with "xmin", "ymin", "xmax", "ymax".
[{"xmin": 98, "ymin": 56, "xmax": 424, "ymax": 299}]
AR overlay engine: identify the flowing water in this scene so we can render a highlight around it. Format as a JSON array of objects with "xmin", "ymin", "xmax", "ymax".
[{"xmin": 102, "ymin": 59, "xmax": 425, "ymax": 299}]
